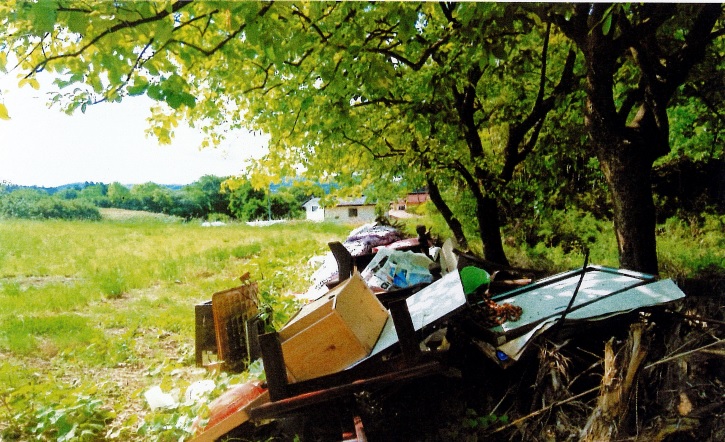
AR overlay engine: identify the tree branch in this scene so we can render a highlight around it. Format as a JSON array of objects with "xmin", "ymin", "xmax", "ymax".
[
  {"xmin": 364, "ymin": 34, "xmax": 451, "ymax": 71},
  {"xmin": 25, "ymin": 0, "xmax": 194, "ymax": 77}
]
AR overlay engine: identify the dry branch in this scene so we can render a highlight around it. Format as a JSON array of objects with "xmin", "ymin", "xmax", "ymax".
[{"xmin": 580, "ymin": 323, "xmax": 651, "ymax": 441}]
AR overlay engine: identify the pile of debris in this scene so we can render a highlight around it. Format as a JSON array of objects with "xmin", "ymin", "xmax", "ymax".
[{"xmin": 189, "ymin": 223, "xmax": 724, "ymax": 441}]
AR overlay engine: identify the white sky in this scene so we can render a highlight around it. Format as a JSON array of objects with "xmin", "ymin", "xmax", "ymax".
[{"xmin": 0, "ymin": 72, "xmax": 268, "ymax": 187}]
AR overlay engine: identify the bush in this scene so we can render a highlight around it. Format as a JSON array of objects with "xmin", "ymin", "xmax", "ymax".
[{"xmin": 0, "ymin": 190, "xmax": 101, "ymax": 220}]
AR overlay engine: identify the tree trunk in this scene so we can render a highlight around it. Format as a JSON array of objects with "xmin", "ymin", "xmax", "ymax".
[
  {"xmin": 476, "ymin": 195, "xmax": 510, "ymax": 266},
  {"xmin": 596, "ymin": 137, "xmax": 659, "ymax": 275},
  {"xmin": 580, "ymin": 4, "xmax": 661, "ymax": 275},
  {"xmin": 426, "ymin": 176, "xmax": 469, "ymax": 250},
  {"xmin": 566, "ymin": 3, "xmax": 721, "ymax": 275}
]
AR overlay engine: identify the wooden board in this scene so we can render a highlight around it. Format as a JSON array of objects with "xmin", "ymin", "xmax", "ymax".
[{"xmin": 190, "ymin": 390, "xmax": 270, "ymax": 442}]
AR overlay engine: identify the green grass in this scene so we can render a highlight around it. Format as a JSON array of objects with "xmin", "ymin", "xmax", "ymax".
[{"xmin": 0, "ymin": 214, "xmax": 350, "ymax": 440}]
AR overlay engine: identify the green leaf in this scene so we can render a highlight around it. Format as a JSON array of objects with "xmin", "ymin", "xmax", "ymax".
[
  {"xmin": 300, "ymin": 96, "xmax": 313, "ymax": 111},
  {"xmin": 127, "ymin": 79, "xmax": 150, "ymax": 96},
  {"xmin": 30, "ymin": 0, "xmax": 58, "ymax": 33},
  {"xmin": 602, "ymin": 14, "xmax": 613, "ymax": 36},
  {"xmin": 166, "ymin": 91, "xmax": 196, "ymax": 110},
  {"xmin": 147, "ymin": 84, "xmax": 165, "ymax": 101},
  {"xmin": 0, "ymin": 103, "xmax": 10, "ymax": 120},
  {"xmin": 66, "ymin": 12, "xmax": 87, "ymax": 34}
]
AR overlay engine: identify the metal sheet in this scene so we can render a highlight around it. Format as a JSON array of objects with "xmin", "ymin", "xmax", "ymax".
[
  {"xmin": 365, "ymin": 270, "xmax": 467, "ymax": 359},
  {"xmin": 489, "ymin": 266, "xmax": 662, "ymax": 334},
  {"xmin": 489, "ymin": 267, "xmax": 686, "ymax": 364}
]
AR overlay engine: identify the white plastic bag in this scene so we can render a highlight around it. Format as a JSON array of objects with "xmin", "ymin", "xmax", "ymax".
[{"xmin": 361, "ymin": 248, "xmax": 434, "ymax": 291}]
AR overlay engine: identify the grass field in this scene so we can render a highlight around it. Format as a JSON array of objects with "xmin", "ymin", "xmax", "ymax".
[
  {"xmin": 1, "ymin": 209, "xmax": 722, "ymax": 441},
  {"xmin": 0, "ymin": 210, "xmax": 351, "ymax": 441}
]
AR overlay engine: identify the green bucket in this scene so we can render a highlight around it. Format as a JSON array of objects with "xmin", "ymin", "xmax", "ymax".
[{"xmin": 460, "ymin": 266, "xmax": 491, "ymax": 295}]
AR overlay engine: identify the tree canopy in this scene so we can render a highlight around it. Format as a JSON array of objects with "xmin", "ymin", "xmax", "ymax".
[{"xmin": 1, "ymin": 1, "xmax": 722, "ymax": 272}]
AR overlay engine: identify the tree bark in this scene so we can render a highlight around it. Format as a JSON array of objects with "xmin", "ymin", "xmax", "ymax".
[
  {"xmin": 475, "ymin": 195, "xmax": 510, "ymax": 266},
  {"xmin": 426, "ymin": 175, "xmax": 469, "ymax": 250},
  {"xmin": 596, "ymin": 138, "xmax": 659, "ymax": 275}
]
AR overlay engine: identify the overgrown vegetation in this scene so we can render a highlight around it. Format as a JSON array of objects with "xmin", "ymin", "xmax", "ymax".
[
  {"xmin": 0, "ymin": 212, "xmax": 721, "ymax": 441},
  {"xmin": 0, "ymin": 188, "xmax": 101, "ymax": 221}
]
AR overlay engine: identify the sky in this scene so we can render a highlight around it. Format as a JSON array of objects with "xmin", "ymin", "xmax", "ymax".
[{"xmin": 0, "ymin": 72, "xmax": 269, "ymax": 188}]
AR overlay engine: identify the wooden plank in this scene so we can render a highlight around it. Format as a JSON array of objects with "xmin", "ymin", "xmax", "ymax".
[
  {"xmin": 249, "ymin": 362, "xmax": 442, "ymax": 420},
  {"xmin": 388, "ymin": 298, "xmax": 419, "ymax": 362},
  {"xmin": 190, "ymin": 390, "xmax": 270, "ymax": 442},
  {"xmin": 259, "ymin": 333, "xmax": 288, "ymax": 402}
]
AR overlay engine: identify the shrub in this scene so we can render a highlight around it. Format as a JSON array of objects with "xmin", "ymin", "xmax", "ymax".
[{"xmin": 0, "ymin": 190, "xmax": 101, "ymax": 220}]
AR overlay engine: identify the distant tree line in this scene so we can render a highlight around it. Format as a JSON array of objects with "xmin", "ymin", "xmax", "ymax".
[{"xmin": 0, "ymin": 175, "xmax": 320, "ymax": 221}]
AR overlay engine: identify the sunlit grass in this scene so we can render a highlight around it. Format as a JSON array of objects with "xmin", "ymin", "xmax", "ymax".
[
  {"xmin": 0, "ymin": 216, "xmax": 349, "ymax": 357},
  {"xmin": 0, "ymin": 214, "xmax": 353, "ymax": 440},
  {"xmin": 657, "ymin": 214, "xmax": 725, "ymax": 279},
  {"xmin": 1, "ymin": 313, "xmax": 98, "ymax": 356}
]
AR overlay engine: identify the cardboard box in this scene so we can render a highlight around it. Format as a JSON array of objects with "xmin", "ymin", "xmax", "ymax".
[{"xmin": 279, "ymin": 271, "xmax": 389, "ymax": 382}]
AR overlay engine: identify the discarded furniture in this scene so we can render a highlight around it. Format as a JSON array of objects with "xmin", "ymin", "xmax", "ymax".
[
  {"xmin": 191, "ymin": 275, "xmax": 464, "ymax": 441},
  {"xmin": 251, "ymin": 270, "xmax": 467, "ymax": 420},
  {"xmin": 278, "ymin": 272, "xmax": 389, "ymax": 382},
  {"xmin": 211, "ymin": 278, "xmax": 261, "ymax": 372},
  {"xmin": 192, "ymin": 275, "xmax": 263, "ymax": 372}
]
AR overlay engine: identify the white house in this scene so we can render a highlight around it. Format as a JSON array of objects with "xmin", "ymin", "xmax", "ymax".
[
  {"xmin": 302, "ymin": 197, "xmax": 325, "ymax": 222},
  {"xmin": 303, "ymin": 197, "xmax": 377, "ymax": 223}
]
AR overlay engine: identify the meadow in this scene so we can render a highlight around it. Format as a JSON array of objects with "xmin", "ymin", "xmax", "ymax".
[
  {"xmin": 0, "ymin": 211, "xmax": 350, "ymax": 441},
  {"xmin": 0, "ymin": 209, "xmax": 722, "ymax": 441}
]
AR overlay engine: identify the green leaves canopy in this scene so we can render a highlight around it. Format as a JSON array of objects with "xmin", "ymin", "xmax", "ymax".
[{"xmin": 2, "ymin": 1, "xmax": 721, "ymax": 268}]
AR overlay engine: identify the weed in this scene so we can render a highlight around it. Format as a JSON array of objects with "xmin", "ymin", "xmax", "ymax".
[
  {"xmin": 231, "ymin": 242, "xmax": 262, "ymax": 259},
  {"xmin": 95, "ymin": 267, "xmax": 128, "ymax": 299}
]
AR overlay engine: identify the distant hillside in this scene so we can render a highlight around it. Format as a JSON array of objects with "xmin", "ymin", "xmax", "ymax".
[
  {"xmin": 2, "ymin": 182, "xmax": 185, "ymax": 194},
  {"xmin": 4, "ymin": 178, "xmax": 330, "ymax": 195}
]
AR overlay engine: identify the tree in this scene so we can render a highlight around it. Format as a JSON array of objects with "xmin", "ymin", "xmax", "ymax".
[
  {"xmin": 78, "ymin": 182, "xmax": 109, "ymax": 207},
  {"xmin": 106, "ymin": 182, "xmax": 132, "ymax": 209},
  {"xmin": 130, "ymin": 182, "xmax": 173, "ymax": 213},
  {"xmin": 1, "ymin": 1, "xmax": 582, "ymax": 265},
  {"xmin": 3, "ymin": 2, "xmax": 720, "ymax": 270},
  {"xmin": 543, "ymin": 3, "xmax": 724, "ymax": 274},
  {"xmin": 183, "ymin": 175, "xmax": 231, "ymax": 216}
]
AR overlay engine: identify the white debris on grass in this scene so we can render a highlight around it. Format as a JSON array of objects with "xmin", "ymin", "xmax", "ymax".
[{"xmin": 201, "ymin": 221, "xmax": 226, "ymax": 227}]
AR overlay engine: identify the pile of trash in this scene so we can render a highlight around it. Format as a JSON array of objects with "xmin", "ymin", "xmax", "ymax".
[
  {"xmin": 180, "ymin": 222, "xmax": 722, "ymax": 442},
  {"xmin": 304, "ymin": 222, "xmax": 432, "ymax": 299}
]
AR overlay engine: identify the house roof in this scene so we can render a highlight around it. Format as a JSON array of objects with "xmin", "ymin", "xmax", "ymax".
[
  {"xmin": 302, "ymin": 197, "xmax": 320, "ymax": 208},
  {"xmin": 301, "ymin": 196, "xmax": 374, "ymax": 208},
  {"xmin": 334, "ymin": 197, "xmax": 372, "ymax": 207},
  {"xmin": 406, "ymin": 193, "xmax": 429, "ymax": 204},
  {"xmin": 302, "ymin": 196, "xmax": 375, "ymax": 208}
]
